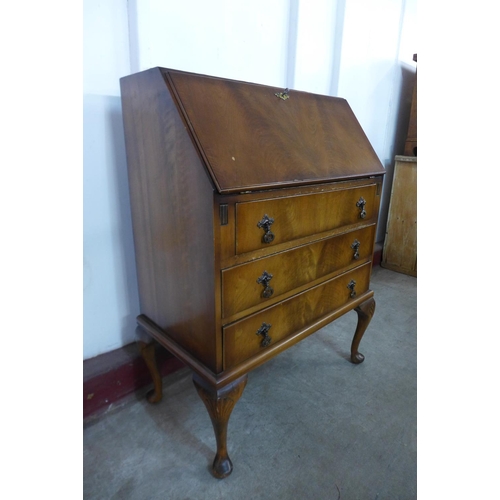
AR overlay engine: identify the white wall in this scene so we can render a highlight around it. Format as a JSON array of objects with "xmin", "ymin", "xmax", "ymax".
[
  {"xmin": 83, "ymin": 0, "xmax": 416, "ymax": 359},
  {"xmin": 83, "ymin": 0, "xmax": 139, "ymax": 358},
  {"xmin": 130, "ymin": 0, "xmax": 291, "ymax": 85},
  {"xmin": 338, "ymin": 0, "xmax": 416, "ymax": 238}
]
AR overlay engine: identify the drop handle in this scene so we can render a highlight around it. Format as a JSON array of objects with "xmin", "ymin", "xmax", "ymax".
[
  {"xmin": 257, "ymin": 214, "xmax": 275, "ymax": 243},
  {"xmin": 356, "ymin": 197, "xmax": 367, "ymax": 219},
  {"xmin": 347, "ymin": 280, "xmax": 357, "ymax": 298},
  {"xmin": 256, "ymin": 322, "xmax": 272, "ymax": 347},
  {"xmin": 257, "ymin": 271, "xmax": 274, "ymax": 298},
  {"xmin": 351, "ymin": 239, "xmax": 361, "ymax": 260}
]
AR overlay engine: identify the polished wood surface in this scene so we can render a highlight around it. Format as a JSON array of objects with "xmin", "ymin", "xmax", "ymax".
[
  {"xmin": 222, "ymin": 224, "xmax": 376, "ymax": 319},
  {"xmin": 223, "ymin": 262, "xmax": 372, "ymax": 369},
  {"xmin": 351, "ymin": 297, "xmax": 376, "ymax": 364},
  {"xmin": 382, "ymin": 156, "xmax": 417, "ymax": 277},
  {"xmin": 138, "ymin": 340, "xmax": 163, "ymax": 403},
  {"xmin": 193, "ymin": 374, "xmax": 248, "ymax": 479},
  {"xmin": 165, "ymin": 68, "xmax": 385, "ymax": 193},
  {"xmin": 138, "ymin": 291, "xmax": 374, "ymax": 389},
  {"xmin": 120, "ymin": 67, "xmax": 385, "ymax": 478},
  {"xmin": 235, "ymin": 184, "xmax": 377, "ymax": 254},
  {"xmin": 120, "ymin": 69, "xmax": 218, "ymax": 371},
  {"xmin": 217, "ymin": 178, "xmax": 382, "ymax": 267}
]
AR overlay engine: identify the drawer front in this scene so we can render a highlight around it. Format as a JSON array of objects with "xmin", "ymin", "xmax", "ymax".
[
  {"xmin": 222, "ymin": 224, "xmax": 376, "ymax": 319},
  {"xmin": 235, "ymin": 184, "xmax": 377, "ymax": 254},
  {"xmin": 223, "ymin": 262, "xmax": 371, "ymax": 369}
]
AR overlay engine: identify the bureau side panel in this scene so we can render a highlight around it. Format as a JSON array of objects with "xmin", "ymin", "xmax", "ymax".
[{"xmin": 120, "ymin": 68, "xmax": 217, "ymax": 371}]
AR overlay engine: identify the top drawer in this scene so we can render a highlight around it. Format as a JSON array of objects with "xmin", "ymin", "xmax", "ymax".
[{"xmin": 235, "ymin": 184, "xmax": 377, "ymax": 254}]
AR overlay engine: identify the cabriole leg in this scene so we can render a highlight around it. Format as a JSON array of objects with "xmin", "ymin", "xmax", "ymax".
[
  {"xmin": 193, "ymin": 374, "xmax": 248, "ymax": 479},
  {"xmin": 351, "ymin": 297, "xmax": 376, "ymax": 364},
  {"xmin": 138, "ymin": 339, "xmax": 163, "ymax": 403}
]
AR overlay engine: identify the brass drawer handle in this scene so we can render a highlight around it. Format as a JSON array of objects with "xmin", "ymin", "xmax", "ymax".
[
  {"xmin": 256, "ymin": 322, "xmax": 272, "ymax": 347},
  {"xmin": 347, "ymin": 280, "xmax": 357, "ymax": 298},
  {"xmin": 351, "ymin": 239, "xmax": 361, "ymax": 260},
  {"xmin": 356, "ymin": 197, "xmax": 367, "ymax": 219},
  {"xmin": 257, "ymin": 271, "xmax": 274, "ymax": 298},
  {"xmin": 257, "ymin": 214, "xmax": 275, "ymax": 243}
]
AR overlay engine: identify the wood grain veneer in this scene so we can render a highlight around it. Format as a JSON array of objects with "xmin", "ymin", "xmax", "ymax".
[{"xmin": 120, "ymin": 67, "xmax": 385, "ymax": 478}]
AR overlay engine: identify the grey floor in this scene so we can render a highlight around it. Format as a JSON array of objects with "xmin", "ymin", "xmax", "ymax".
[{"xmin": 83, "ymin": 267, "xmax": 417, "ymax": 500}]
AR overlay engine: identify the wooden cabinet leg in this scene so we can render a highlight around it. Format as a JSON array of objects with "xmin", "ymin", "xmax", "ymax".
[
  {"xmin": 193, "ymin": 374, "xmax": 248, "ymax": 479},
  {"xmin": 351, "ymin": 297, "xmax": 376, "ymax": 364},
  {"xmin": 138, "ymin": 340, "xmax": 163, "ymax": 403}
]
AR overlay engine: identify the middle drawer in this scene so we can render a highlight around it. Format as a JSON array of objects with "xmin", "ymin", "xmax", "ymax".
[{"xmin": 222, "ymin": 223, "xmax": 375, "ymax": 319}]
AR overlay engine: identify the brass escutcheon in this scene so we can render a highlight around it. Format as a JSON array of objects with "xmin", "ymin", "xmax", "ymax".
[
  {"xmin": 256, "ymin": 322, "xmax": 272, "ymax": 347},
  {"xmin": 257, "ymin": 271, "xmax": 274, "ymax": 298},
  {"xmin": 351, "ymin": 239, "xmax": 361, "ymax": 260},
  {"xmin": 347, "ymin": 280, "xmax": 357, "ymax": 298},
  {"xmin": 257, "ymin": 214, "xmax": 275, "ymax": 244},
  {"xmin": 356, "ymin": 197, "xmax": 367, "ymax": 219}
]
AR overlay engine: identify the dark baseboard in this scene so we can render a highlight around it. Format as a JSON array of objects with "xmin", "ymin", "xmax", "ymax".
[
  {"xmin": 84, "ymin": 245, "xmax": 384, "ymax": 421},
  {"xmin": 83, "ymin": 343, "xmax": 185, "ymax": 420}
]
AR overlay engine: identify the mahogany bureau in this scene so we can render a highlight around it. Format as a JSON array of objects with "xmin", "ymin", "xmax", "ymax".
[{"xmin": 120, "ymin": 67, "xmax": 385, "ymax": 478}]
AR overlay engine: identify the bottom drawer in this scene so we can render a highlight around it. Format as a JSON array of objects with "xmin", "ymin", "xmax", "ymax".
[{"xmin": 223, "ymin": 262, "xmax": 371, "ymax": 369}]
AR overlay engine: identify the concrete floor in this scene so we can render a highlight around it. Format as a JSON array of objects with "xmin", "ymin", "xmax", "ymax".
[{"xmin": 83, "ymin": 267, "xmax": 417, "ymax": 499}]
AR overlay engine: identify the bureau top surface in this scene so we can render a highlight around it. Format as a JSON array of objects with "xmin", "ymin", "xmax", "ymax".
[{"xmin": 124, "ymin": 67, "xmax": 385, "ymax": 193}]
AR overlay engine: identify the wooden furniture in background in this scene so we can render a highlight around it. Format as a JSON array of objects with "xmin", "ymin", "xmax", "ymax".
[
  {"xmin": 120, "ymin": 67, "xmax": 385, "ymax": 478},
  {"xmin": 404, "ymin": 53, "xmax": 417, "ymax": 156},
  {"xmin": 381, "ymin": 156, "xmax": 417, "ymax": 276}
]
